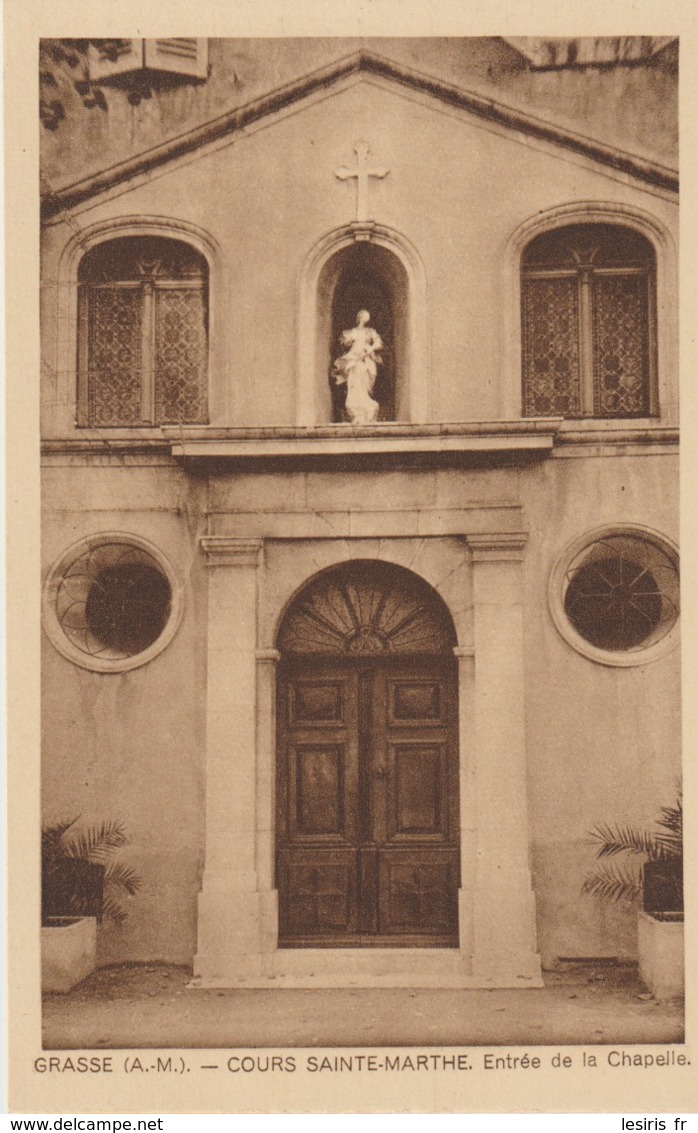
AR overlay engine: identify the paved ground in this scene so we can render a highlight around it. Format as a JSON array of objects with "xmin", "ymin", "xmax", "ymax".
[{"xmin": 43, "ymin": 961, "xmax": 684, "ymax": 1049}]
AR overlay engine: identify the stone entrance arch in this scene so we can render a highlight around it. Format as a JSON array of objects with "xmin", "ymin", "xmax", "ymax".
[{"xmin": 193, "ymin": 530, "xmax": 542, "ymax": 989}]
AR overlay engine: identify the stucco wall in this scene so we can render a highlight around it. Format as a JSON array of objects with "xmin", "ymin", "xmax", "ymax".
[
  {"xmin": 41, "ymin": 451, "xmax": 680, "ymax": 965},
  {"xmin": 521, "ymin": 451, "xmax": 680, "ymax": 964},
  {"xmin": 41, "ymin": 461, "xmax": 208, "ymax": 964}
]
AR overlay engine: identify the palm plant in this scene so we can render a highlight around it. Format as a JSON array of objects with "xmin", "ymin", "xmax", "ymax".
[
  {"xmin": 582, "ymin": 791, "xmax": 682, "ymax": 908},
  {"xmin": 42, "ymin": 818, "xmax": 141, "ymax": 925}
]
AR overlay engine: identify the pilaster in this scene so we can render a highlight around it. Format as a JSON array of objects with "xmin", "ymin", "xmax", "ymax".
[
  {"xmin": 467, "ymin": 533, "xmax": 542, "ymax": 983},
  {"xmin": 453, "ymin": 646, "xmax": 476, "ymax": 973},
  {"xmin": 194, "ymin": 536, "xmax": 268, "ymax": 980}
]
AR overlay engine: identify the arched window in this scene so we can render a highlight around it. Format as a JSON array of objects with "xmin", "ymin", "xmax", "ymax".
[
  {"xmin": 521, "ymin": 224, "xmax": 656, "ymax": 419},
  {"xmin": 77, "ymin": 236, "xmax": 208, "ymax": 426}
]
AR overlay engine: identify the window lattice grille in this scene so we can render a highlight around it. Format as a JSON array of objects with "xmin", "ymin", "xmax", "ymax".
[
  {"xmin": 562, "ymin": 534, "xmax": 679, "ymax": 653},
  {"xmin": 55, "ymin": 541, "xmax": 172, "ymax": 661},
  {"xmin": 154, "ymin": 288, "xmax": 208, "ymax": 424},
  {"xmin": 522, "ymin": 223, "xmax": 655, "ymax": 420},
  {"xmin": 592, "ymin": 275, "xmax": 650, "ymax": 416},
  {"xmin": 86, "ymin": 287, "xmax": 143, "ymax": 426},
  {"xmin": 522, "ymin": 277, "xmax": 581, "ymax": 416},
  {"xmin": 78, "ymin": 237, "xmax": 208, "ymax": 427}
]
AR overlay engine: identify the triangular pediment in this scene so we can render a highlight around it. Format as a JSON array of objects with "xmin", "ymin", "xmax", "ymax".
[{"xmin": 42, "ymin": 48, "xmax": 677, "ymax": 219}]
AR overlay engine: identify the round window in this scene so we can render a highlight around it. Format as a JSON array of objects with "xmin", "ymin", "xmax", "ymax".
[
  {"xmin": 550, "ymin": 528, "xmax": 679, "ymax": 666},
  {"xmin": 43, "ymin": 535, "xmax": 182, "ymax": 672}
]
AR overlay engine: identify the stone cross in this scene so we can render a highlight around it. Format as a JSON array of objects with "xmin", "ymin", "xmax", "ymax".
[{"xmin": 335, "ymin": 140, "xmax": 389, "ymax": 222}]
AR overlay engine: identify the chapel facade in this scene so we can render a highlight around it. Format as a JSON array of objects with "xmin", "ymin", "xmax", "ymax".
[{"xmin": 40, "ymin": 37, "xmax": 680, "ymax": 988}]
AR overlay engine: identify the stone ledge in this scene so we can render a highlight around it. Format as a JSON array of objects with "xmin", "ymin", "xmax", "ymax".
[
  {"xmin": 557, "ymin": 426, "xmax": 678, "ymax": 446},
  {"xmin": 189, "ymin": 946, "xmax": 545, "ymax": 990},
  {"xmin": 160, "ymin": 421, "xmax": 562, "ymax": 464},
  {"xmin": 41, "ymin": 420, "xmax": 679, "ymax": 463}
]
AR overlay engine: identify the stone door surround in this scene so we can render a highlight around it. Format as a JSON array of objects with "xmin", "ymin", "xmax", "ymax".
[{"xmin": 192, "ymin": 510, "xmax": 542, "ymax": 989}]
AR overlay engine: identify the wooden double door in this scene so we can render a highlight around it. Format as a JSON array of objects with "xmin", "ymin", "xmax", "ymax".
[{"xmin": 276, "ymin": 656, "xmax": 460, "ymax": 947}]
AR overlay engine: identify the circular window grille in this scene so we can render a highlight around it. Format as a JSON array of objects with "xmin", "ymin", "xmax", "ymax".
[
  {"xmin": 43, "ymin": 535, "xmax": 182, "ymax": 672},
  {"xmin": 550, "ymin": 528, "xmax": 679, "ymax": 666}
]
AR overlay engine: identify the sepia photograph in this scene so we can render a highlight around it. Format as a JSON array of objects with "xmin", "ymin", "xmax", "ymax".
[{"xmin": 7, "ymin": 13, "xmax": 692, "ymax": 1114}]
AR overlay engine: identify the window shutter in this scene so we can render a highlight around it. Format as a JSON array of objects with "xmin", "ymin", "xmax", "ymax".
[
  {"xmin": 144, "ymin": 38, "xmax": 208, "ymax": 79},
  {"xmin": 87, "ymin": 39, "xmax": 144, "ymax": 82}
]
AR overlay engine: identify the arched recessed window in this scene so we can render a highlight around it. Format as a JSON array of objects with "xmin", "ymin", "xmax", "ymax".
[
  {"xmin": 77, "ymin": 236, "xmax": 208, "ymax": 427},
  {"xmin": 522, "ymin": 224, "xmax": 656, "ymax": 419}
]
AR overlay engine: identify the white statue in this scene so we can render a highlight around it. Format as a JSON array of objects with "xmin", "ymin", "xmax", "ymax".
[{"xmin": 333, "ymin": 309, "xmax": 383, "ymax": 425}]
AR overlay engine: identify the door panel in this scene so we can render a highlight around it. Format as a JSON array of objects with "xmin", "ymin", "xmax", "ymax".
[
  {"xmin": 292, "ymin": 745, "xmax": 345, "ymax": 837},
  {"xmin": 280, "ymin": 849, "xmax": 358, "ymax": 935},
  {"xmin": 392, "ymin": 743, "xmax": 445, "ymax": 835},
  {"xmin": 378, "ymin": 850, "xmax": 459, "ymax": 935},
  {"xmin": 389, "ymin": 679, "xmax": 443, "ymax": 724},
  {"xmin": 290, "ymin": 680, "xmax": 345, "ymax": 726},
  {"xmin": 277, "ymin": 657, "xmax": 459, "ymax": 946}
]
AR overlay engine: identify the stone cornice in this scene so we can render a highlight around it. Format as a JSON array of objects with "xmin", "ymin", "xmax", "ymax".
[
  {"xmin": 467, "ymin": 533, "xmax": 529, "ymax": 562},
  {"xmin": 556, "ymin": 426, "xmax": 678, "ymax": 446},
  {"xmin": 41, "ymin": 50, "xmax": 677, "ymax": 220},
  {"xmin": 40, "ymin": 422, "xmax": 678, "ymax": 463},
  {"xmin": 200, "ymin": 536, "xmax": 263, "ymax": 567},
  {"xmin": 162, "ymin": 420, "xmax": 561, "ymax": 465}
]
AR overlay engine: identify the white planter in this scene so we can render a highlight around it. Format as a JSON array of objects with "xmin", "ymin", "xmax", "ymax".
[
  {"xmin": 637, "ymin": 910, "xmax": 684, "ymax": 1000},
  {"xmin": 41, "ymin": 916, "xmax": 97, "ymax": 993}
]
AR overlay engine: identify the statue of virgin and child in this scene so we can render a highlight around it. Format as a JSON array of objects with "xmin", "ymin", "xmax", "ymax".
[{"xmin": 332, "ymin": 309, "xmax": 384, "ymax": 425}]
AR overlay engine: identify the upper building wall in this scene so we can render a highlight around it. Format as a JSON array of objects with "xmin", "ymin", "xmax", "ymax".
[
  {"xmin": 41, "ymin": 68, "xmax": 678, "ymax": 435},
  {"xmin": 40, "ymin": 37, "xmax": 678, "ymax": 194}
]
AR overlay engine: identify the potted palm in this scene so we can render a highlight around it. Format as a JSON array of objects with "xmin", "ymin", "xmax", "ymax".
[
  {"xmin": 583, "ymin": 792, "xmax": 683, "ymax": 1000},
  {"xmin": 41, "ymin": 818, "xmax": 141, "ymax": 992}
]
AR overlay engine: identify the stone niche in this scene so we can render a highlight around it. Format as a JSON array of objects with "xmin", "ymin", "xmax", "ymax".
[
  {"xmin": 319, "ymin": 241, "xmax": 408, "ymax": 424},
  {"xmin": 298, "ymin": 222, "xmax": 429, "ymax": 428}
]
